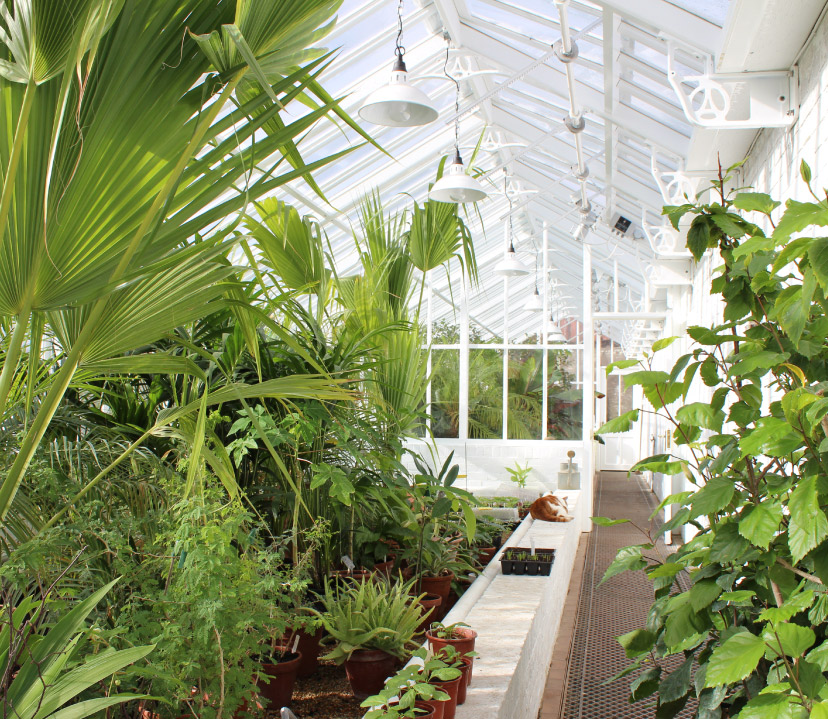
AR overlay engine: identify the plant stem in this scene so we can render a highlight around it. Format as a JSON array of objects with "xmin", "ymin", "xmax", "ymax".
[{"xmin": 0, "ymin": 295, "xmax": 33, "ymax": 418}]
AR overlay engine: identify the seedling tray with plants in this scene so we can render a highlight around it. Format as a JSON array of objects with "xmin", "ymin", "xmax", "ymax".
[{"xmin": 499, "ymin": 547, "xmax": 556, "ymax": 576}]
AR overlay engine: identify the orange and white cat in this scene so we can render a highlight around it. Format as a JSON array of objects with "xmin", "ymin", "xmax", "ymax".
[{"xmin": 529, "ymin": 493, "xmax": 573, "ymax": 522}]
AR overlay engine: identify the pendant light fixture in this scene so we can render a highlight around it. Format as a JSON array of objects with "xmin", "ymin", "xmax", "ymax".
[
  {"xmin": 523, "ymin": 255, "xmax": 544, "ymax": 310},
  {"xmin": 358, "ymin": 0, "xmax": 438, "ymax": 127},
  {"xmin": 430, "ymin": 43, "xmax": 488, "ymax": 203},
  {"xmin": 494, "ymin": 172, "xmax": 529, "ymax": 277},
  {"xmin": 547, "ymin": 319, "xmax": 567, "ymax": 343},
  {"xmin": 523, "ymin": 286, "xmax": 544, "ymax": 311}
]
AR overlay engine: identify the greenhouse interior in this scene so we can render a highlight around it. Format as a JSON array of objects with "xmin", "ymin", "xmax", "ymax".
[{"xmin": 5, "ymin": 0, "xmax": 828, "ymax": 718}]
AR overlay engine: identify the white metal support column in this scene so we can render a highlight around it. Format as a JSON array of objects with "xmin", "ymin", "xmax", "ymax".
[
  {"xmin": 541, "ymin": 222, "xmax": 549, "ymax": 440},
  {"xmin": 426, "ymin": 271, "xmax": 433, "ymax": 435},
  {"xmin": 459, "ymin": 274, "xmax": 470, "ymax": 440},
  {"xmin": 582, "ymin": 243, "xmax": 594, "ymax": 533}
]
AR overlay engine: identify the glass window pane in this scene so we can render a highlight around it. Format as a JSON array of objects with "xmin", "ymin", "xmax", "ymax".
[
  {"xmin": 547, "ymin": 349, "xmax": 583, "ymax": 439},
  {"xmin": 507, "ymin": 349, "xmax": 544, "ymax": 439},
  {"xmin": 468, "ymin": 349, "xmax": 503, "ymax": 438},
  {"xmin": 430, "ymin": 349, "xmax": 460, "ymax": 438}
]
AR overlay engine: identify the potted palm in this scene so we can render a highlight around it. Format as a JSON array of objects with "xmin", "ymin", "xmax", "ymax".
[{"xmin": 315, "ymin": 577, "xmax": 423, "ymax": 699}]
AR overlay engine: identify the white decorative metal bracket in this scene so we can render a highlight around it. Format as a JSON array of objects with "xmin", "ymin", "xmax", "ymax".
[{"xmin": 667, "ymin": 42, "xmax": 798, "ymax": 129}]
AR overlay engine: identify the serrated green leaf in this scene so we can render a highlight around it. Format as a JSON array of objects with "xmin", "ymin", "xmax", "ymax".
[
  {"xmin": 738, "ymin": 501, "xmax": 781, "ymax": 549},
  {"xmin": 592, "ymin": 516, "xmax": 631, "ymax": 527},
  {"xmin": 737, "ymin": 693, "xmax": 799, "ymax": 719},
  {"xmin": 652, "ymin": 336, "xmax": 680, "ymax": 352},
  {"xmin": 773, "ymin": 199, "xmax": 828, "ymax": 242},
  {"xmin": 676, "ymin": 402, "xmax": 725, "ymax": 432},
  {"xmin": 595, "ymin": 409, "xmax": 639, "ymax": 435},
  {"xmin": 690, "ymin": 477, "xmax": 735, "ymax": 517},
  {"xmin": 601, "ymin": 544, "xmax": 649, "ymax": 584},
  {"xmin": 618, "ymin": 629, "xmax": 656, "ymax": 658},
  {"xmin": 690, "ymin": 579, "xmax": 722, "ymax": 611},
  {"xmin": 630, "ymin": 454, "xmax": 684, "ymax": 475},
  {"xmin": 704, "ymin": 629, "xmax": 765, "ymax": 686},
  {"xmin": 759, "ymin": 591, "xmax": 815, "ymax": 624},
  {"xmin": 733, "ymin": 192, "xmax": 781, "ymax": 215},
  {"xmin": 762, "ymin": 622, "xmax": 815, "ymax": 659},
  {"xmin": 788, "ymin": 477, "xmax": 828, "ymax": 562}
]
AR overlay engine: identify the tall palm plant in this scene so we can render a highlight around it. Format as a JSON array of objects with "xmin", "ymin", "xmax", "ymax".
[{"xmin": 0, "ymin": 0, "xmax": 369, "ymax": 520}]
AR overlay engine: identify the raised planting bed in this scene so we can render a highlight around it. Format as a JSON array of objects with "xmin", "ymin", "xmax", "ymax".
[{"xmin": 499, "ymin": 548, "xmax": 556, "ymax": 576}]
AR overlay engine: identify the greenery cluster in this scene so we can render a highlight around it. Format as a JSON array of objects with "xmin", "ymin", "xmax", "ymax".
[{"xmin": 596, "ymin": 161, "xmax": 828, "ymax": 718}]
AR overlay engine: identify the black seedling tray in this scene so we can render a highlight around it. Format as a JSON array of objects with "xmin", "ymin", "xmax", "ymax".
[{"xmin": 500, "ymin": 547, "xmax": 556, "ymax": 576}]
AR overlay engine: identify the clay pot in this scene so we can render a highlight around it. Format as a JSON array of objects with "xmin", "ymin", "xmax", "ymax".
[
  {"xmin": 426, "ymin": 626, "xmax": 478, "ymax": 684},
  {"xmin": 457, "ymin": 656, "xmax": 472, "ymax": 703},
  {"xmin": 421, "ymin": 697, "xmax": 445, "ymax": 719},
  {"xmin": 344, "ymin": 649, "xmax": 398, "ymax": 700},
  {"xmin": 256, "ymin": 648, "xmax": 302, "ymax": 710},
  {"xmin": 413, "ymin": 701, "xmax": 437, "ymax": 718},
  {"xmin": 373, "ymin": 556, "xmax": 396, "ymax": 578},
  {"xmin": 280, "ymin": 625, "xmax": 324, "ymax": 678},
  {"xmin": 476, "ymin": 546, "xmax": 496, "ymax": 566},
  {"xmin": 415, "ymin": 593, "xmax": 443, "ymax": 634},
  {"xmin": 419, "ymin": 572, "xmax": 454, "ymax": 619},
  {"xmin": 429, "ymin": 675, "xmax": 461, "ymax": 719},
  {"xmin": 329, "ymin": 568, "xmax": 371, "ymax": 583}
]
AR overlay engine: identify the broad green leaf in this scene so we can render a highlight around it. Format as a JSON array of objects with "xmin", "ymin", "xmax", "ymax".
[
  {"xmin": 720, "ymin": 590, "xmax": 756, "ymax": 604},
  {"xmin": 788, "ymin": 476, "xmax": 828, "ymax": 562},
  {"xmin": 740, "ymin": 417, "xmax": 802, "ymax": 459},
  {"xmin": 652, "ymin": 336, "xmax": 679, "ymax": 352},
  {"xmin": 617, "ymin": 629, "xmax": 656, "ymax": 658},
  {"xmin": 629, "ymin": 666, "xmax": 660, "ymax": 701},
  {"xmin": 664, "ymin": 599, "xmax": 709, "ymax": 648},
  {"xmin": 733, "ymin": 192, "xmax": 781, "ymax": 215},
  {"xmin": 687, "ymin": 215, "xmax": 713, "ymax": 260},
  {"xmin": 806, "ymin": 640, "xmax": 828, "ymax": 671},
  {"xmin": 807, "ymin": 236, "xmax": 828, "ymax": 291},
  {"xmin": 591, "ymin": 516, "xmax": 631, "ymax": 527},
  {"xmin": 650, "ymin": 491, "xmax": 694, "ymax": 520},
  {"xmin": 606, "ymin": 358, "xmax": 640, "ymax": 374},
  {"xmin": 773, "ymin": 199, "xmax": 828, "ymax": 242},
  {"xmin": 760, "ymin": 591, "xmax": 815, "ymax": 623},
  {"xmin": 658, "ymin": 655, "xmax": 693, "ymax": 703},
  {"xmin": 811, "ymin": 703, "xmax": 828, "ymax": 719},
  {"xmin": 738, "ymin": 501, "xmax": 781, "ymax": 549},
  {"xmin": 601, "ymin": 544, "xmax": 650, "ymax": 584},
  {"xmin": 630, "ymin": 454, "xmax": 684, "ymax": 475},
  {"xmin": 728, "ymin": 351, "xmax": 789, "ymax": 377},
  {"xmin": 708, "ymin": 522, "xmax": 750, "ymax": 563},
  {"xmin": 675, "ymin": 402, "xmax": 724, "ymax": 432},
  {"xmin": 762, "ymin": 623, "xmax": 815, "ymax": 659},
  {"xmin": 736, "ymin": 693, "xmax": 800, "ymax": 719},
  {"xmin": 704, "ymin": 629, "xmax": 765, "ymax": 686},
  {"xmin": 689, "ymin": 579, "xmax": 722, "ymax": 612},
  {"xmin": 595, "ymin": 409, "xmax": 639, "ymax": 435},
  {"xmin": 623, "ymin": 371, "xmax": 670, "ymax": 388},
  {"xmin": 690, "ymin": 477, "xmax": 734, "ymax": 517}
]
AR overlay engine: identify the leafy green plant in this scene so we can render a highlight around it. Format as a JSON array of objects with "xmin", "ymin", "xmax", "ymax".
[
  {"xmin": 1, "ymin": 578, "xmax": 153, "ymax": 719},
  {"xmin": 359, "ymin": 648, "xmax": 453, "ymax": 718},
  {"xmin": 316, "ymin": 576, "xmax": 424, "ymax": 663},
  {"xmin": 426, "ymin": 622, "xmax": 471, "ymax": 641},
  {"xmin": 595, "ymin": 161, "xmax": 828, "ymax": 717},
  {"xmin": 506, "ymin": 461, "xmax": 531, "ymax": 489}
]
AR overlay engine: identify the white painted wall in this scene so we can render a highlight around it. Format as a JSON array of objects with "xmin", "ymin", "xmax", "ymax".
[{"xmin": 404, "ymin": 439, "xmax": 584, "ymax": 500}]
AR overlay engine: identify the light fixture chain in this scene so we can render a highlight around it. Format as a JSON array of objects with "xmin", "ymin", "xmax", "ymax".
[
  {"xmin": 443, "ymin": 41, "xmax": 461, "ymax": 158},
  {"xmin": 395, "ymin": 0, "xmax": 405, "ymax": 61}
]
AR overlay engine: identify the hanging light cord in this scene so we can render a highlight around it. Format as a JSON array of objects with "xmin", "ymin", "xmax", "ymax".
[
  {"xmin": 505, "ymin": 170, "xmax": 515, "ymax": 253},
  {"xmin": 443, "ymin": 41, "xmax": 461, "ymax": 161},
  {"xmin": 394, "ymin": 0, "xmax": 405, "ymax": 67}
]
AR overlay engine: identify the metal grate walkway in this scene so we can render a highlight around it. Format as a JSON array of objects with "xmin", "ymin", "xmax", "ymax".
[{"xmin": 542, "ymin": 470, "xmax": 693, "ymax": 719}]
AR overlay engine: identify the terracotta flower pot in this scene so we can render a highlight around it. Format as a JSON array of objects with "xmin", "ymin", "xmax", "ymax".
[
  {"xmin": 344, "ymin": 649, "xmax": 398, "ymax": 700},
  {"xmin": 429, "ymin": 675, "xmax": 461, "ymax": 719},
  {"xmin": 426, "ymin": 626, "xmax": 478, "ymax": 683},
  {"xmin": 413, "ymin": 701, "xmax": 437, "ymax": 718},
  {"xmin": 457, "ymin": 656, "xmax": 472, "ymax": 703},
  {"xmin": 280, "ymin": 625, "xmax": 324, "ymax": 678},
  {"xmin": 419, "ymin": 572, "xmax": 454, "ymax": 619},
  {"xmin": 421, "ymin": 697, "xmax": 445, "ymax": 719},
  {"xmin": 415, "ymin": 593, "xmax": 443, "ymax": 634},
  {"xmin": 329, "ymin": 568, "xmax": 371, "ymax": 583},
  {"xmin": 476, "ymin": 546, "xmax": 496, "ymax": 566},
  {"xmin": 373, "ymin": 556, "xmax": 396, "ymax": 578},
  {"xmin": 256, "ymin": 648, "xmax": 302, "ymax": 710}
]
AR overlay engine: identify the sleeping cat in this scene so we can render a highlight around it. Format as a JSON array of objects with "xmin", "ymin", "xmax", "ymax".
[{"xmin": 529, "ymin": 493, "xmax": 573, "ymax": 522}]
